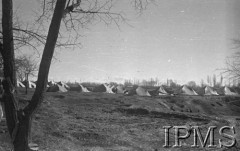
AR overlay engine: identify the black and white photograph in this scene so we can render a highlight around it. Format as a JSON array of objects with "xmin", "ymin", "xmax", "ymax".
[{"xmin": 0, "ymin": 0, "xmax": 240, "ymax": 150}]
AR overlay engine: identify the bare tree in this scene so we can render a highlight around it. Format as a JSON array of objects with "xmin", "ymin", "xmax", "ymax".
[
  {"xmin": 1, "ymin": 1, "xmax": 67, "ymax": 150},
  {"xmin": 15, "ymin": 56, "xmax": 38, "ymax": 94},
  {"xmin": 220, "ymin": 38, "xmax": 240, "ymax": 82},
  {"xmin": 207, "ymin": 75, "xmax": 209, "ymax": 85},
  {"xmin": 207, "ymin": 75, "xmax": 212, "ymax": 86},
  {"xmin": 1, "ymin": 0, "xmax": 153, "ymax": 150},
  {"xmin": 220, "ymin": 74, "xmax": 223, "ymax": 86},
  {"xmin": 222, "ymin": 51, "xmax": 240, "ymax": 81}
]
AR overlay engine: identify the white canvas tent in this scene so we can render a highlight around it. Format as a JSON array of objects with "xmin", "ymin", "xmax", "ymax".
[
  {"xmin": 224, "ymin": 86, "xmax": 238, "ymax": 96},
  {"xmin": 116, "ymin": 85, "xmax": 126, "ymax": 94},
  {"xmin": 136, "ymin": 86, "xmax": 151, "ymax": 96},
  {"xmin": 23, "ymin": 80, "xmax": 36, "ymax": 88},
  {"xmin": 57, "ymin": 81, "xmax": 70, "ymax": 90},
  {"xmin": 103, "ymin": 83, "xmax": 114, "ymax": 93},
  {"xmin": 204, "ymin": 86, "xmax": 219, "ymax": 95},
  {"xmin": 181, "ymin": 85, "xmax": 198, "ymax": 95},
  {"xmin": 79, "ymin": 84, "xmax": 90, "ymax": 92},
  {"xmin": 17, "ymin": 81, "xmax": 25, "ymax": 87},
  {"xmin": 158, "ymin": 86, "xmax": 168, "ymax": 95},
  {"xmin": 93, "ymin": 83, "xmax": 114, "ymax": 93}
]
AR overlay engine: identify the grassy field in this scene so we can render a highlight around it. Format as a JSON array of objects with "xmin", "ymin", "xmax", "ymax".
[{"xmin": 0, "ymin": 88, "xmax": 240, "ymax": 151}]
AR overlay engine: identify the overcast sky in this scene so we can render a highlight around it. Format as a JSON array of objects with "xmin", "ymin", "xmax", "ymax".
[{"xmin": 4, "ymin": 0, "xmax": 240, "ymax": 84}]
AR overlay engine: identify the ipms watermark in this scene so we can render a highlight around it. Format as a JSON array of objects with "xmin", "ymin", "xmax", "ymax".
[{"xmin": 163, "ymin": 126, "xmax": 236, "ymax": 148}]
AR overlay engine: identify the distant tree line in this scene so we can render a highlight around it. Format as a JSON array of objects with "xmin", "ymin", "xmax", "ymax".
[{"xmin": 121, "ymin": 74, "xmax": 240, "ymax": 88}]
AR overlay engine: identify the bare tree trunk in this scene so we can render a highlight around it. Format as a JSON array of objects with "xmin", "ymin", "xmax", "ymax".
[
  {"xmin": 2, "ymin": 0, "xmax": 16, "ymax": 87},
  {"xmin": 1, "ymin": 0, "xmax": 18, "ymax": 142},
  {"xmin": 1, "ymin": 0, "xmax": 67, "ymax": 150},
  {"xmin": 15, "ymin": 0, "xmax": 67, "ymax": 150},
  {"xmin": 25, "ymin": 74, "xmax": 29, "ymax": 95},
  {"xmin": 24, "ymin": 0, "xmax": 66, "ymax": 116}
]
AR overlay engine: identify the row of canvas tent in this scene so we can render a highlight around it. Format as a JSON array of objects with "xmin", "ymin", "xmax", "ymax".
[
  {"xmin": 154, "ymin": 85, "xmax": 239, "ymax": 96},
  {"xmin": 17, "ymin": 80, "xmax": 36, "ymax": 88},
  {"xmin": 15, "ymin": 78, "xmax": 239, "ymax": 96},
  {"xmin": 16, "ymin": 80, "xmax": 89, "ymax": 93},
  {"xmin": 147, "ymin": 85, "xmax": 239, "ymax": 96},
  {"xmin": 46, "ymin": 83, "xmax": 123, "ymax": 93},
  {"xmin": 91, "ymin": 84, "xmax": 239, "ymax": 96},
  {"xmin": 47, "ymin": 83, "xmax": 125, "ymax": 93},
  {"xmin": 126, "ymin": 85, "xmax": 240, "ymax": 96},
  {"xmin": 45, "ymin": 82, "xmax": 239, "ymax": 96},
  {"xmin": 204, "ymin": 86, "xmax": 239, "ymax": 96},
  {"xmin": 16, "ymin": 80, "xmax": 70, "ymax": 91},
  {"xmin": 46, "ymin": 81, "xmax": 90, "ymax": 93}
]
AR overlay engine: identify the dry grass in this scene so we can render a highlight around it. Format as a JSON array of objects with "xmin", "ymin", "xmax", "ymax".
[{"xmin": 0, "ymin": 89, "xmax": 240, "ymax": 151}]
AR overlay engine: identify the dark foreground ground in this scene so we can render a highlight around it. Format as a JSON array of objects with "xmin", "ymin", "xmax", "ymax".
[{"xmin": 0, "ymin": 89, "xmax": 240, "ymax": 151}]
